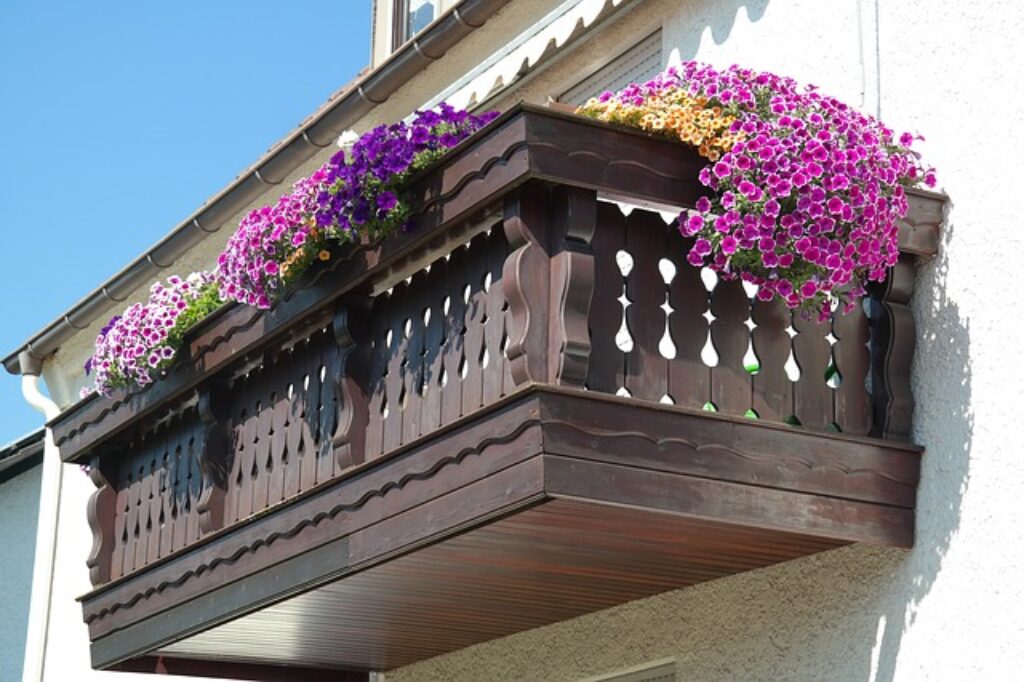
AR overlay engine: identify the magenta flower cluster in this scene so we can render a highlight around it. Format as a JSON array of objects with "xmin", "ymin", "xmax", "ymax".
[
  {"xmin": 605, "ymin": 63, "xmax": 935, "ymax": 319},
  {"xmin": 217, "ymin": 170, "xmax": 327, "ymax": 309},
  {"xmin": 218, "ymin": 104, "xmax": 498, "ymax": 309},
  {"xmin": 83, "ymin": 272, "xmax": 216, "ymax": 396}
]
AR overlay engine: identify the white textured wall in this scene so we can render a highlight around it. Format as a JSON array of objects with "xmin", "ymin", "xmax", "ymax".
[
  {"xmin": 389, "ymin": 0, "xmax": 1024, "ymax": 680},
  {"xmin": 0, "ymin": 463, "xmax": 41, "ymax": 682}
]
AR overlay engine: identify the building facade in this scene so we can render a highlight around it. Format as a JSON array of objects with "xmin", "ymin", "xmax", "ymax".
[
  {"xmin": 0, "ymin": 431, "xmax": 43, "ymax": 682},
  {"xmin": 5, "ymin": 0, "xmax": 1023, "ymax": 680}
]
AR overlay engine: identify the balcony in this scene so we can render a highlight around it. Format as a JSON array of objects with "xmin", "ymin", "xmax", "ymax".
[{"xmin": 51, "ymin": 104, "xmax": 944, "ymax": 678}]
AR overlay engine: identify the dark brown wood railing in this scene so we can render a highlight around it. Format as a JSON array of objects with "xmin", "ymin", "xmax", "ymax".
[{"xmin": 61, "ymin": 104, "xmax": 944, "ymax": 588}]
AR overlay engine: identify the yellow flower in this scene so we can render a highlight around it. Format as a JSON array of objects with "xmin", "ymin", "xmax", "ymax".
[{"xmin": 318, "ymin": 250, "xmax": 331, "ymax": 261}]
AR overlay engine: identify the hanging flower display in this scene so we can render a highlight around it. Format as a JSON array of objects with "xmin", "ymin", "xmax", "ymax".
[
  {"xmin": 578, "ymin": 62, "xmax": 936, "ymax": 319},
  {"xmin": 217, "ymin": 104, "xmax": 498, "ymax": 310},
  {"xmin": 84, "ymin": 104, "xmax": 496, "ymax": 396},
  {"xmin": 83, "ymin": 272, "xmax": 220, "ymax": 396}
]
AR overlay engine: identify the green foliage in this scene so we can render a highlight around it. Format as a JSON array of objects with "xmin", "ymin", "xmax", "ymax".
[{"xmin": 167, "ymin": 282, "xmax": 225, "ymax": 349}]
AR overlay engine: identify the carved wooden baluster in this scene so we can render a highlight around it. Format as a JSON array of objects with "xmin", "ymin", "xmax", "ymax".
[
  {"xmin": 365, "ymin": 293, "xmax": 391, "ymax": 460},
  {"xmin": 332, "ymin": 300, "xmax": 371, "ymax": 472},
  {"xmin": 792, "ymin": 310, "xmax": 834, "ymax": 430},
  {"xmin": 184, "ymin": 431, "xmax": 202, "ymax": 544},
  {"xmin": 149, "ymin": 429, "xmax": 171, "ymax": 563},
  {"xmin": 316, "ymin": 332, "xmax": 339, "ymax": 483},
  {"xmin": 133, "ymin": 448, "xmax": 155, "ymax": 570},
  {"xmin": 869, "ymin": 256, "xmax": 917, "ymax": 439},
  {"xmin": 483, "ymin": 227, "xmax": 510, "ymax": 402},
  {"xmin": 86, "ymin": 456, "xmax": 117, "ymax": 586},
  {"xmin": 461, "ymin": 233, "xmax": 490, "ymax": 415},
  {"xmin": 196, "ymin": 379, "xmax": 233, "ymax": 534},
  {"xmin": 121, "ymin": 454, "xmax": 139, "ymax": 576},
  {"xmin": 383, "ymin": 282, "xmax": 409, "ymax": 453},
  {"xmin": 232, "ymin": 381, "xmax": 257, "ymax": 521},
  {"xmin": 441, "ymin": 245, "xmax": 469, "ymax": 425},
  {"xmin": 157, "ymin": 434, "xmax": 176, "ymax": 560},
  {"xmin": 549, "ymin": 186, "xmax": 597, "ymax": 387},
  {"xmin": 710, "ymin": 278, "xmax": 752, "ymax": 416},
  {"xmin": 625, "ymin": 210, "xmax": 669, "ymax": 402},
  {"xmin": 667, "ymin": 230, "xmax": 711, "ymax": 410},
  {"xmin": 751, "ymin": 296, "xmax": 794, "ymax": 422},
  {"xmin": 278, "ymin": 356, "xmax": 301, "ymax": 499},
  {"xmin": 502, "ymin": 184, "xmax": 551, "ymax": 386},
  {"xmin": 403, "ymin": 274, "xmax": 428, "ymax": 444},
  {"xmin": 251, "ymin": 368, "xmax": 273, "ymax": 513},
  {"xmin": 833, "ymin": 300, "xmax": 871, "ymax": 435},
  {"xmin": 587, "ymin": 202, "xmax": 626, "ymax": 395},
  {"xmin": 110, "ymin": 457, "xmax": 129, "ymax": 580},
  {"xmin": 420, "ymin": 258, "xmax": 447, "ymax": 432},
  {"xmin": 299, "ymin": 344, "xmax": 321, "ymax": 491},
  {"xmin": 268, "ymin": 368, "xmax": 290, "ymax": 507},
  {"xmin": 169, "ymin": 438, "xmax": 187, "ymax": 554}
]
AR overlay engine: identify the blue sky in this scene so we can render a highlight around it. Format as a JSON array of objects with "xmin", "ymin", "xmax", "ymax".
[{"xmin": 0, "ymin": 1, "xmax": 372, "ymax": 442}]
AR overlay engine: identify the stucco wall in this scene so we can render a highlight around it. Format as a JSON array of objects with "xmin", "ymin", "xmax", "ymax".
[
  {"xmin": 0, "ymin": 462, "xmax": 42, "ymax": 682},
  {"xmin": 388, "ymin": 0, "xmax": 1024, "ymax": 680}
]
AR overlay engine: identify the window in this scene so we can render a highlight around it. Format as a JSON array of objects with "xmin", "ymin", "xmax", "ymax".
[{"xmin": 393, "ymin": 0, "xmax": 438, "ymax": 50}]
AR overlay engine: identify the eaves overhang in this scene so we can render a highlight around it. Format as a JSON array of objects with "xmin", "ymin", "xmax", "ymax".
[{"xmin": 0, "ymin": 428, "xmax": 44, "ymax": 480}]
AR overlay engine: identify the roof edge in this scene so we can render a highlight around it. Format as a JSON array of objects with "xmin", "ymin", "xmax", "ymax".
[
  {"xmin": 3, "ymin": 0, "xmax": 509, "ymax": 376},
  {"xmin": 0, "ymin": 428, "xmax": 45, "ymax": 478}
]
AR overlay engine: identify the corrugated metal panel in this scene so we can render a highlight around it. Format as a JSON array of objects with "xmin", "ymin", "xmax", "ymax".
[
  {"xmin": 425, "ymin": 0, "xmax": 638, "ymax": 111},
  {"xmin": 559, "ymin": 29, "xmax": 662, "ymax": 106}
]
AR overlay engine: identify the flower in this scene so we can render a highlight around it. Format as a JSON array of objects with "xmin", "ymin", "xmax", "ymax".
[
  {"xmin": 82, "ymin": 273, "xmax": 218, "ymax": 396},
  {"xmin": 578, "ymin": 62, "xmax": 935, "ymax": 318},
  {"xmin": 218, "ymin": 104, "xmax": 498, "ymax": 310}
]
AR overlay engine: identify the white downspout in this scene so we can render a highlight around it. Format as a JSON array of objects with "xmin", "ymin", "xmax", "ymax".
[{"xmin": 19, "ymin": 351, "xmax": 61, "ymax": 682}]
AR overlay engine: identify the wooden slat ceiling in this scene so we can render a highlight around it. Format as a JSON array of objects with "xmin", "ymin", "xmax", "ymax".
[{"xmin": 157, "ymin": 498, "xmax": 846, "ymax": 671}]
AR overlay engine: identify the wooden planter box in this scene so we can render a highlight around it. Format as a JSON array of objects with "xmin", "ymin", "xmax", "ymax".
[{"xmin": 50, "ymin": 104, "xmax": 945, "ymax": 678}]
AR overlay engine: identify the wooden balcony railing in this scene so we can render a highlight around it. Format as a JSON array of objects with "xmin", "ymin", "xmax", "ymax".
[{"xmin": 50, "ymin": 104, "xmax": 944, "ymax": 676}]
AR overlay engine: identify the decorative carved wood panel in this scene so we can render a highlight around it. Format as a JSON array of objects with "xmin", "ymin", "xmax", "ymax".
[
  {"xmin": 108, "ymin": 413, "xmax": 205, "ymax": 581},
  {"xmin": 365, "ymin": 226, "xmax": 511, "ymax": 460},
  {"xmin": 585, "ymin": 202, "xmax": 875, "ymax": 433}
]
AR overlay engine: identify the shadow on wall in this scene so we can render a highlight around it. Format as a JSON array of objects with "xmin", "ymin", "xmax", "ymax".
[
  {"xmin": 666, "ymin": 0, "xmax": 769, "ymax": 63},
  {"xmin": 868, "ymin": 202, "xmax": 971, "ymax": 681}
]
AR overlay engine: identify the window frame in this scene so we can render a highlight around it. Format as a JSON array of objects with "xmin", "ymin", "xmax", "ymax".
[{"xmin": 391, "ymin": 0, "xmax": 439, "ymax": 51}]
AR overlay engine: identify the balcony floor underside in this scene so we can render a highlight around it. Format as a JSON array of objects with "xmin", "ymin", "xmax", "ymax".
[
  {"xmin": 154, "ymin": 498, "xmax": 847, "ymax": 671},
  {"xmin": 85, "ymin": 387, "xmax": 918, "ymax": 673}
]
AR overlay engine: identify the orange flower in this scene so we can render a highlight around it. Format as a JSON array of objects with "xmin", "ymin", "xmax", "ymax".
[{"xmin": 577, "ymin": 85, "xmax": 744, "ymax": 162}]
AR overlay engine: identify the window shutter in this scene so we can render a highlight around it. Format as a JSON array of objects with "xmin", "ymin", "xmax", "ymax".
[{"xmin": 559, "ymin": 30, "xmax": 662, "ymax": 106}]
